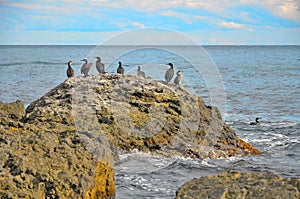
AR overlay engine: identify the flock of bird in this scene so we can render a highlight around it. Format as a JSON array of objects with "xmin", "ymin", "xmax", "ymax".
[
  {"xmin": 66, "ymin": 57, "xmax": 182, "ymax": 85},
  {"xmin": 67, "ymin": 58, "xmax": 263, "ymax": 126}
]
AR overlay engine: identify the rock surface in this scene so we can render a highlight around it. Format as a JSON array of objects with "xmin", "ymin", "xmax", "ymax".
[
  {"xmin": 175, "ymin": 170, "xmax": 300, "ymax": 199},
  {"xmin": 24, "ymin": 74, "xmax": 260, "ymax": 159},
  {"xmin": 0, "ymin": 100, "xmax": 115, "ymax": 198}
]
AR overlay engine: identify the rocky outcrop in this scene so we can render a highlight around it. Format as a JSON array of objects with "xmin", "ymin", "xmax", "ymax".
[
  {"xmin": 0, "ymin": 100, "xmax": 115, "ymax": 198},
  {"xmin": 23, "ymin": 74, "xmax": 259, "ymax": 159},
  {"xmin": 0, "ymin": 73, "xmax": 260, "ymax": 198},
  {"xmin": 175, "ymin": 170, "xmax": 300, "ymax": 199}
]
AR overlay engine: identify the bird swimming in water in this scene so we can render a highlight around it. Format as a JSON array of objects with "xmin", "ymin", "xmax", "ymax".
[
  {"xmin": 66, "ymin": 61, "xmax": 74, "ymax": 78},
  {"xmin": 165, "ymin": 63, "xmax": 174, "ymax": 83},
  {"xmin": 250, "ymin": 117, "xmax": 261, "ymax": 125},
  {"xmin": 174, "ymin": 70, "xmax": 182, "ymax": 85},
  {"xmin": 117, "ymin": 61, "xmax": 124, "ymax": 74},
  {"xmin": 80, "ymin": 59, "xmax": 93, "ymax": 77},
  {"xmin": 95, "ymin": 56, "xmax": 105, "ymax": 74},
  {"xmin": 137, "ymin": 66, "xmax": 145, "ymax": 78}
]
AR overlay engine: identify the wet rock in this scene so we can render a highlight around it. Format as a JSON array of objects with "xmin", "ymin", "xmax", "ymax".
[{"xmin": 175, "ymin": 170, "xmax": 300, "ymax": 199}]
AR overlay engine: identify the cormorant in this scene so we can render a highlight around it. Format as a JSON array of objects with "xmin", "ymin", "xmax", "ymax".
[
  {"xmin": 137, "ymin": 66, "xmax": 145, "ymax": 78},
  {"xmin": 117, "ymin": 61, "xmax": 124, "ymax": 74},
  {"xmin": 95, "ymin": 56, "xmax": 105, "ymax": 74},
  {"xmin": 80, "ymin": 59, "xmax": 93, "ymax": 77},
  {"xmin": 66, "ymin": 61, "xmax": 74, "ymax": 78},
  {"xmin": 250, "ymin": 117, "xmax": 261, "ymax": 125},
  {"xmin": 174, "ymin": 70, "xmax": 182, "ymax": 85},
  {"xmin": 165, "ymin": 63, "xmax": 174, "ymax": 83}
]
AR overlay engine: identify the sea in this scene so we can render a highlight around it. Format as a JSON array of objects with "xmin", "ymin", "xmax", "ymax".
[{"xmin": 0, "ymin": 45, "xmax": 299, "ymax": 198}]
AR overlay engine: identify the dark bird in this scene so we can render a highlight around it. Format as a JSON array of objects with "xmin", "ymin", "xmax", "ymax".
[
  {"xmin": 165, "ymin": 63, "xmax": 174, "ymax": 83},
  {"xmin": 250, "ymin": 117, "xmax": 261, "ymax": 125},
  {"xmin": 80, "ymin": 59, "xmax": 93, "ymax": 77},
  {"xmin": 95, "ymin": 56, "xmax": 105, "ymax": 74},
  {"xmin": 66, "ymin": 61, "xmax": 74, "ymax": 78},
  {"xmin": 174, "ymin": 70, "xmax": 182, "ymax": 85},
  {"xmin": 137, "ymin": 66, "xmax": 145, "ymax": 78},
  {"xmin": 117, "ymin": 61, "xmax": 124, "ymax": 74}
]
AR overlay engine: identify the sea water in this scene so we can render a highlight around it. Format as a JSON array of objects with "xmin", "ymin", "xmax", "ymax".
[{"xmin": 0, "ymin": 45, "xmax": 299, "ymax": 198}]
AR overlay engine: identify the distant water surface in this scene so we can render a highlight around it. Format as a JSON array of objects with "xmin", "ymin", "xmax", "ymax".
[{"xmin": 0, "ymin": 45, "xmax": 299, "ymax": 199}]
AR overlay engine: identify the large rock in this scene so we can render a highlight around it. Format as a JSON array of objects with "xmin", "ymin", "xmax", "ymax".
[
  {"xmin": 175, "ymin": 170, "xmax": 300, "ymax": 199},
  {"xmin": 24, "ymin": 74, "xmax": 259, "ymax": 159}
]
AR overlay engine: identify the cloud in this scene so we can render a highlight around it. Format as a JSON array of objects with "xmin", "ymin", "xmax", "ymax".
[
  {"xmin": 88, "ymin": 0, "xmax": 235, "ymax": 13},
  {"xmin": 274, "ymin": 1, "xmax": 300, "ymax": 23},
  {"xmin": 6, "ymin": 3, "xmax": 66, "ymax": 13},
  {"xmin": 218, "ymin": 21, "xmax": 245, "ymax": 29},
  {"xmin": 161, "ymin": 11, "xmax": 193, "ymax": 24},
  {"xmin": 160, "ymin": 11, "xmax": 207, "ymax": 24},
  {"xmin": 240, "ymin": 0, "xmax": 300, "ymax": 24},
  {"xmin": 131, "ymin": 22, "xmax": 145, "ymax": 28}
]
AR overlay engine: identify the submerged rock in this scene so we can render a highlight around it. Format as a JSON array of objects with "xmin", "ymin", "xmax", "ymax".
[{"xmin": 175, "ymin": 170, "xmax": 300, "ymax": 199}]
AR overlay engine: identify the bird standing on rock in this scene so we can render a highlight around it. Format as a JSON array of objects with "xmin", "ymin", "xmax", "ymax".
[
  {"xmin": 66, "ymin": 61, "xmax": 74, "ymax": 78},
  {"xmin": 80, "ymin": 59, "xmax": 93, "ymax": 77},
  {"xmin": 174, "ymin": 70, "xmax": 182, "ymax": 85},
  {"xmin": 137, "ymin": 66, "xmax": 145, "ymax": 78},
  {"xmin": 95, "ymin": 56, "xmax": 105, "ymax": 74},
  {"xmin": 117, "ymin": 61, "xmax": 124, "ymax": 74},
  {"xmin": 165, "ymin": 63, "xmax": 174, "ymax": 83}
]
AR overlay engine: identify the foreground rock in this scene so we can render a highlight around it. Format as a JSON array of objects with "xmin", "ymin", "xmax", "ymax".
[
  {"xmin": 175, "ymin": 170, "xmax": 300, "ymax": 199},
  {"xmin": 0, "ymin": 100, "xmax": 115, "ymax": 198}
]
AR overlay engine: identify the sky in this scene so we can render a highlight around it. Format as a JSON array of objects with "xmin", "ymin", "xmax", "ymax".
[{"xmin": 0, "ymin": 0, "xmax": 299, "ymax": 45}]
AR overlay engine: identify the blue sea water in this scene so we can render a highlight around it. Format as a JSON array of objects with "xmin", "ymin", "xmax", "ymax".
[{"xmin": 0, "ymin": 45, "xmax": 299, "ymax": 198}]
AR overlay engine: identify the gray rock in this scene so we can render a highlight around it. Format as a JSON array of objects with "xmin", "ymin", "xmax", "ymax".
[{"xmin": 175, "ymin": 170, "xmax": 300, "ymax": 199}]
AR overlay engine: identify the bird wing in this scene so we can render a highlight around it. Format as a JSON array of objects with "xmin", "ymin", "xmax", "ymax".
[
  {"xmin": 87, "ymin": 63, "xmax": 93, "ymax": 69},
  {"xmin": 80, "ymin": 64, "xmax": 86, "ymax": 74},
  {"xmin": 165, "ymin": 68, "xmax": 174, "ymax": 81},
  {"xmin": 70, "ymin": 68, "xmax": 74, "ymax": 76}
]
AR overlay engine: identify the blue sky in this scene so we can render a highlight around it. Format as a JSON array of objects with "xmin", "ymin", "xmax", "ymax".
[{"xmin": 0, "ymin": 0, "xmax": 299, "ymax": 45}]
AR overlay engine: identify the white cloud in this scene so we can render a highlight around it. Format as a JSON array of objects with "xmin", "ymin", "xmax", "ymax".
[
  {"xmin": 274, "ymin": 1, "xmax": 300, "ymax": 23},
  {"xmin": 161, "ymin": 11, "xmax": 207, "ymax": 24},
  {"xmin": 131, "ymin": 22, "xmax": 145, "ymax": 28},
  {"xmin": 7, "ymin": 3, "xmax": 66, "ymax": 13},
  {"xmin": 240, "ymin": 0, "xmax": 300, "ymax": 23},
  {"xmin": 161, "ymin": 11, "xmax": 192, "ymax": 24},
  {"xmin": 218, "ymin": 21, "xmax": 245, "ymax": 28}
]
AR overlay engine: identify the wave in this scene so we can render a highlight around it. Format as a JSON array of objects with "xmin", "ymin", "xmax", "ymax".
[{"xmin": 0, "ymin": 61, "xmax": 67, "ymax": 67}]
